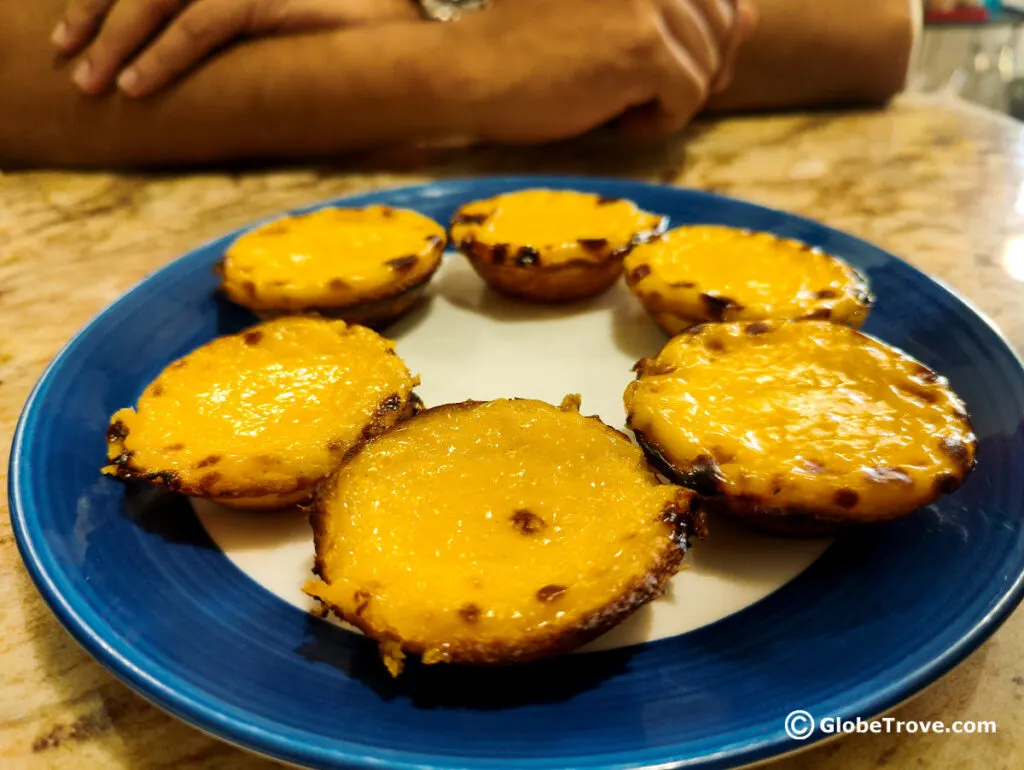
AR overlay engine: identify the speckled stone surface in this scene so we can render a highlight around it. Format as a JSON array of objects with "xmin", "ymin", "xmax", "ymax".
[{"xmin": 1, "ymin": 93, "xmax": 1022, "ymax": 768}]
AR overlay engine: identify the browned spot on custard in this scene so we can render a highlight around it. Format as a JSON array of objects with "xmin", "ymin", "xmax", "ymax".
[
  {"xmin": 853, "ymin": 285, "xmax": 874, "ymax": 306},
  {"xmin": 597, "ymin": 196, "xmax": 622, "ymax": 205},
  {"xmin": 452, "ymin": 212, "xmax": 488, "ymax": 226},
  {"xmin": 149, "ymin": 383, "xmax": 164, "ymax": 397},
  {"xmin": 700, "ymin": 293, "xmax": 740, "ymax": 321},
  {"xmin": 242, "ymin": 280, "xmax": 257, "ymax": 298},
  {"xmin": 107, "ymin": 420, "xmax": 129, "ymax": 443},
  {"xmin": 491, "ymin": 243, "xmax": 509, "ymax": 265},
  {"xmin": 353, "ymin": 589, "xmax": 372, "ymax": 617},
  {"xmin": 169, "ymin": 359, "xmax": 187, "ymax": 370},
  {"xmin": 940, "ymin": 436, "xmax": 969, "ymax": 462},
  {"xmin": 380, "ymin": 207, "xmax": 395, "ymax": 219},
  {"xmin": 196, "ymin": 455, "xmax": 221, "ymax": 469},
  {"xmin": 386, "ymin": 255, "xmax": 418, "ymax": 273},
  {"xmin": 683, "ymin": 454, "xmax": 722, "ymax": 497},
  {"xmin": 458, "ymin": 603, "xmax": 481, "ymax": 624},
  {"xmin": 379, "ymin": 394, "xmax": 402, "ymax": 413},
  {"xmin": 865, "ymin": 466, "xmax": 913, "ymax": 484},
  {"xmin": 511, "ymin": 509, "xmax": 546, "ymax": 535},
  {"xmin": 163, "ymin": 443, "xmax": 185, "ymax": 452},
  {"xmin": 915, "ymin": 366, "xmax": 940, "ymax": 384},
  {"xmin": 327, "ymin": 437, "xmax": 346, "ymax": 452},
  {"xmin": 745, "ymin": 322, "xmax": 771, "ymax": 336},
  {"xmin": 516, "ymin": 246, "xmax": 540, "ymax": 267},
  {"xmin": 710, "ymin": 446, "xmax": 735, "ymax": 464},
  {"xmin": 633, "ymin": 358, "xmax": 676, "ymax": 377},
  {"xmin": 198, "ymin": 472, "xmax": 222, "ymax": 494},
  {"xmin": 898, "ymin": 383, "xmax": 938, "ymax": 404},
  {"xmin": 670, "ymin": 280, "xmax": 696, "ymax": 289},
  {"xmin": 243, "ymin": 330, "xmax": 263, "ymax": 346},
  {"xmin": 933, "ymin": 473, "xmax": 962, "ymax": 495},
  {"xmin": 705, "ymin": 337, "xmax": 725, "ymax": 352},
  {"xmin": 329, "ymin": 278, "xmax": 349, "ymax": 291},
  {"xmin": 834, "ymin": 488, "xmax": 859, "ymax": 508},
  {"xmin": 578, "ymin": 238, "xmax": 608, "ymax": 253},
  {"xmin": 536, "ymin": 584, "xmax": 568, "ymax": 603},
  {"xmin": 815, "ymin": 289, "xmax": 838, "ymax": 299},
  {"xmin": 802, "ymin": 307, "xmax": 832, "ymax": 321},
  {"xmin": 629, "ymin": 264, "xmax": 651, "ymax": 283},
  {"xmin": 145, "ymin": 470, "xmax": 182, "ymax": 491}
]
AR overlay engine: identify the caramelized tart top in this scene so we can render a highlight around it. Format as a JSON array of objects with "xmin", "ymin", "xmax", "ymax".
[
  {"xmin": 305, "ymin": 396, "xmax": 695, "ymax": 674},
  {"xmin": 450, "ymin": 189, "xmax": 665, "ymax": 266},
  {"xmin": 221, "ymin": 206, "xmax": 445, "ymax": 309},
  {"xmin": 625, "ymin": 321, "xmax": 976, "ymax": 519},
  {"xmin": 624, "ymin": 225, "xmax": 871, "ymax": 325},
  {"xmin": 104, "ymin": 316, "xmax": 418, "ymax": 498}
]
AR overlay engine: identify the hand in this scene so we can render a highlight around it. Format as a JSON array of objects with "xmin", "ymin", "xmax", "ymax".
[
  {"xmin": 52, "ymin": 0, "xmax": 421, "ymax": 97},
  {"xmin": 449, "ymin": 0, "xmax": 757, "ymax": 143}
]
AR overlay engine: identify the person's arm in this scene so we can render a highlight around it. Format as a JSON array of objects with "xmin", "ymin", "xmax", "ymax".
[
  {"xmin": 0, "ymin": 1, "xmax": 468, "ymax": 167},
  {"xmin": 707, "ymin": 0, "xmax": 915, "ymax": 112},
  {"xmin": 0, "ymin": 0, "xmax": 738, "ymax": 168}
]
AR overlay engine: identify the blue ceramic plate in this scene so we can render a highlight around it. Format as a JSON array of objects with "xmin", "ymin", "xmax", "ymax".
[{"xmin": 10, "ymin": 177, "xmax": 1024, "ymax": 770}]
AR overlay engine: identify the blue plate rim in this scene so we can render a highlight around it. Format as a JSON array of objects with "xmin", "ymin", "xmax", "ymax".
[{"xmin": 9, "ymin": 175, "xmax": 1024, "ymax": 770}]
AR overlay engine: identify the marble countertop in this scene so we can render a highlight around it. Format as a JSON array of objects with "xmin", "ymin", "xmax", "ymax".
[{"xmin": 1, "ymin": 93, "xmax": 1022, "ymax": 768}]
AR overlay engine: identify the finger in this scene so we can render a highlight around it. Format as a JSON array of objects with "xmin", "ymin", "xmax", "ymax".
[
  {"xmin": 246, "ymin": 0, "xmax": 420, "ymax": 29},
  {"xmin": 72, "ymin": 0, "xmax": 189, "ymax": 94},
  {"xmin": 52, "ymin": 0, "xmax": 117, "ymax": 54},
  {"xmin": 682, "ymin": 0, "xmax": 736, "ymax": 43},
  {"xmin": 116, "ymin": 0, "xmax": 413, "ymax": 97},
  {"xmin": 712, "ymin": 0, "xmax": 758, "ymax": 92},
  {"xmin": 625, "ymin": 14, "xmax": 712, "ymax": 138},
  {"xmin": 117, "ymin": 0, "xmax": 257, "ymax": 97},
  {"xmin": 658, "ymin": 0, "xmax": 723, "ymax": 80}
]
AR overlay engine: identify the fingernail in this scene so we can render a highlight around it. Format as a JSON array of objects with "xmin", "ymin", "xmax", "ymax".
[
  {"xmin": 117, "ymin": 68, "xmax": 142, "ymax": 96},
  {"xmin": 72, "ymin": 59, "xmax": 93, "ymax": 90},
  {"xmin": 51, "ymin": 20, "xmax": 70, "ymax": 48}
]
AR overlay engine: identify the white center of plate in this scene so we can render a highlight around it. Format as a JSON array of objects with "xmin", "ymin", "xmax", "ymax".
[{"xmin": 193, "ymin": 256, "xmax": 831, "ymax": 651}]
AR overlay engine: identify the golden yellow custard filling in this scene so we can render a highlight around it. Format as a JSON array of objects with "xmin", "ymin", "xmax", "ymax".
[
  {"xmin": 625, "ymin": 322, "xmax": 975, "ymax": 522},
  {"xmin": 221, "ymin": 206, "xmax": 445, "ymax": 310},
  {"xmin": 450, "ymin": 189, "xmax": 665, "ymax": 266},
  {"xmin": 306, "ymin": 397, "xmax": 696, "ymax": 675},
  {"xmin": 104, "ymin": 316, "xmax": 418, "ymax": 504},
  {"xmin": 624, "ymin": 226, "xmax": 871, "ymax": 333}
]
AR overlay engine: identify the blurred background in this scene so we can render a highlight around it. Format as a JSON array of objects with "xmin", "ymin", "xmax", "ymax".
[{"xmin": 917, "ymin": 0, "xmax": 1024, "ymax": 116}]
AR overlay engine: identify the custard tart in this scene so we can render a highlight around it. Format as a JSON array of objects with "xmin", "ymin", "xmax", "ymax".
[
  {"xmin": 103, "ymin": 316, "xmax": 419, "ymax": 510},
  {"xmin": 305, "ymin": 396, "xmax": 700, "ymax": 675},
  {"xmin": 624, "ymin": 225, "xmax": 872, "ymax": 335},
  {"xmin": 220, "ymin": 206, "xmax": 446, "ymax": 328},
  {"xmin": 625, "ymin": 321, "xmax": 975, "ymax": 534},
  {"xmin": 450, "ymin": 189, "xmax": 666, "ymax": 302}
]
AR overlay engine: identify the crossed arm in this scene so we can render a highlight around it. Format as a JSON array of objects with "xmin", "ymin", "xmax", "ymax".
[{"xmin": 0, "ymin": 0, "xmax": 915, "ymax": 168}]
